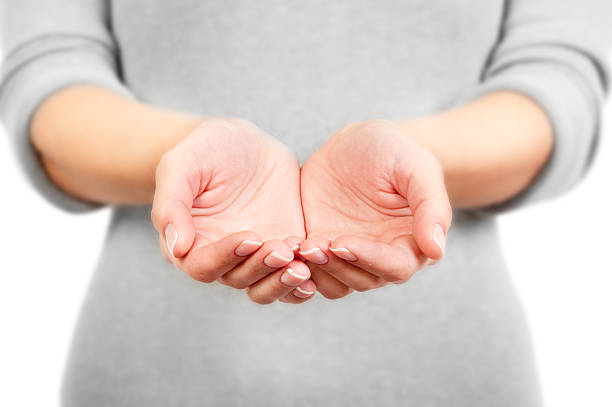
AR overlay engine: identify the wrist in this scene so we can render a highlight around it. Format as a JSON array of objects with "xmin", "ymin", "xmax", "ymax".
[
  {"xmin": 137, "ymin": 109, "xmax": 203, "ymax": 202},
  {"xmin": 396, "ymin": 91, "xmax": 553, "ymax": 209},
  {"xmin": 396, "ymin": 115, "xmax": 466, "ymax": 206},
  {"xmin": 31, "ymin": 85, "xmax": 204, "ymax": 205}
]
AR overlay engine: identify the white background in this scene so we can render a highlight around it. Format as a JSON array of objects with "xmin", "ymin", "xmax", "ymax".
[{"xmin": 1, "ymin": 89, "xmax": 611, "ymax": 406}]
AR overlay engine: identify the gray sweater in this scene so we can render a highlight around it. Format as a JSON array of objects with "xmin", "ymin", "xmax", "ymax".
[{"xmin": 1, "ymin": 1, "xmax": 610, "ymax": 406}]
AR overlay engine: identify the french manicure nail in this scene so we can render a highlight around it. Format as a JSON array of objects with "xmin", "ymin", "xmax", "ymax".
[
  {"xmin": 329, "ymin": 246, "xmax": 357, "ymax": 262},
  {"xmin": 298, "ymin": 247, "xmax": 328, "ymax": 265},
  {"xmin": 280, "ymin": 267, "xmax": 309, "ymax": 286},
  {"xmin": 164, "ymin": 223, "xmax": 178, "ymax": 258},
  {"xmin": 433, "ymin": 224, "xmax": 446, "ymax": 254},
  {"xmin": 235, "ymin": 239, "xmax": 263, "ymax": 256},
  {"xmin": 264, "ymin": 251, "xmax": 294, "ymax": 268},
  {"xmin": 294, "ymin": 286, "xmax": 315, "ymax": 298}
]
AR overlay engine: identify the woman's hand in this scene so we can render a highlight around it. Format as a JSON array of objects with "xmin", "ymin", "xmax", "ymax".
[
  {"xmin": 299, "ymin": 120, "xmax": 452, "ymax": 299},
  {"xmin": 151, "ymin": 118, "xmax": 316, "ymax": 304},
  {"xmin": 31, "ymin": 86, "xmax": 549, "ymax": 304}
]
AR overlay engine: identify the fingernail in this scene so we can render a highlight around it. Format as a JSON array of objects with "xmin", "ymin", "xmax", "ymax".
[
  {"xmin": 164, "ymin": 223, "xmax": 178, "ymax": 258},
  {"xmin": 294, "ymin": 286, "xmax": 315, "ymax": 298},
  {"xmin": 280, "ymin": 267, "xmax": 309, "ymax": 286},
  {"xmin": 425, "ymin": 258, "xmax": 437, "ymax": 266},
  {"xmin": 264, "ymin": 251, "xmax": 294, "ymax": 268},
  {"xmin": 433, "ymin": 224, "xmax": 446, "ymax": 254},
  {"xmin": 298, "ymin": 247, "xmax": 328, "ymax": 264},
  {"xmin": 235, "ymin": 239, "xmax": 263, "ymax": 256},
  {"xmin": 329, "ymin": 246, "xmax": 357, "ymax": 262}
]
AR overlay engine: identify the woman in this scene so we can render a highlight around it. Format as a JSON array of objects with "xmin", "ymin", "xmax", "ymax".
[{"xmin": 1, "ymin": 0, "xmax": 610, "ymax": 406}]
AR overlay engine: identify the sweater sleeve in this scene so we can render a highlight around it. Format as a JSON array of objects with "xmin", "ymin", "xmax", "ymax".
[
  {"xmin": 0, "ymin": 0, "xmax": 133, "ymax": 212},
  {"xmin": 458, "ymin": 0, "xmax": 612, "ymax": 212}
]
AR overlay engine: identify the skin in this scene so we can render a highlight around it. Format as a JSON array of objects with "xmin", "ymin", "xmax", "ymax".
[
  {"xmin": 300, "ymin": 91, "xmax": 553, "ymax": 298},
  {"xmin": 30, "ymin": 86, "xmax": 552, "ymax": 303},
  {"xmin": 400, "ymin": 91, "xmax": 554, "ymax": 209},
  {"xmin": 150, "ymin": 118, "xmax": 315, "ymax": 304},
  {"xmin": 300, "ymin": 120, "xmax": 451, "ymax": 299}
]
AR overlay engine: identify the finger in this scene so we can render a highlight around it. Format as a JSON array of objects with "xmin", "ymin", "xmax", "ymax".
[
  {"xmin": 393, "ymin": 150, "xmax": 452, "ymax": 260},
  {"xmin": 279, "ymin": 279, "xmax": 318, "ymax": 304},
  {"xmin": 308, "ymin": 266, "xmax": 353, "ymax": 300},
  {"xmin": 160, "ymin": 231, "xmax": 207, "ymax": 264},
  {"xmin": 159, "ymin": 234, "xmax": 172, "ymax": 263},
  {"xmin": 174, "ymin": 231, "xmax": 263, "ymax": 282},
  {"xmin": 284, "ymin": 235, "xmax": 304, "ymax": 258},
  {"xmin": 151, "ymin": 153, "xmax": 205, "ymax": 258},
  {"xmin": 246, "ymin": 260, "xmax": 310, "ymax": 304},
  {"xmin": 299, "ymin": 237, "xmax": 383, "ymax": 292},
  {"xmin": 292, "ymin": 279, "xmax": 317, "ymax": 299},
  {"xmin": 412, "ymin": 198, "xmax": 451, "ymax": 261},
  {"xmin": 329, "ymin": 234, "xmax": 425, "ymax": 283},
  {"xmin": 220, "ymin": 239, "xmax": 294, "ymax": 289}
]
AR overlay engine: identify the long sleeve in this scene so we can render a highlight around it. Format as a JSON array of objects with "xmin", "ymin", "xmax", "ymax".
[
  {"xmin": 460, "ymin": 0, "xmax": 612, "ymax": 212},
  {"xmin": 0, "ymin": 0, "xmax": 132, "ymax": 212}
]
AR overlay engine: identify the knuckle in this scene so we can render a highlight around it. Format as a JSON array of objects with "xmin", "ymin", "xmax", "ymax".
[
  {"xmin": 151, "ymin": 200, "xmax": 176, "ymax": 227},
  {"xmin": 150, "ymin": 205, "xmax": 166, "ymax": 225},
  {"xmin": 191, "ymin": 271, "xmax": 216, "ymax": 284},
  {"xmin": 197, "ymin": 273, "xmax": 217, "ymax": 284},
  {"xmin": 353, "ymin": 279, "xmax": 380, "ymax": 292},
  {"xmin": 248, "ymin": 292, "xmax": 274, "ymax": 305},
  {"xmin": 352, "ymin": 281, "xmax": 371, "ymax": 292},
  {"xmin": 320, "ymin": 291, "xmax": 340, "ymax": 300},
  {"xmin": 321, "ymin": 285, "xmax": 352, "ymax": 300},
  {"xmin": 386, "ymin": 267, "xmax": 412, "ymax": 283},
  {"xmin": 188, "ymin": 265, "xmax": 218, "ymax": 284},
  {"xmin": 219, "ymin": 275, "xmax": 249, "ymax": 290},
  {"xmin": 391, "ymin": 277, "xmax": 411, "ymax": 285},
  {"xmin": 234, "ymin": 282, "xmax": 250, "ymax": 290}
]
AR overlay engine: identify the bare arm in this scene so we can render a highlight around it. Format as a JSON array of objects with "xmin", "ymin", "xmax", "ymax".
[
  {"xmin": 400, "ymin": 91, "xmax": 554, "ymax": 209},
  {"xmin": 30, "ymin": 85, "xmax": 202, "ymax": 205},
  {"xmin": 32, "ymin": 86, "xmax": 551, "ymax": 209}
]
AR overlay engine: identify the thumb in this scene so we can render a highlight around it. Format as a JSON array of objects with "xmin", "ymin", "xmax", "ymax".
[
  {"xmin": 151, "ymin": 155, "xmax": 199, "ymax": 258},
  {"xmin": 156, "ymin": 203, "xmax": 196, "ymax": 259},
  {"xmin": 394, "ymin": 149, "xmax": 452, "ymax": 260},
  {"xmin": 412, "ymin": 198, "xmax": 451, "ymax": 260}
]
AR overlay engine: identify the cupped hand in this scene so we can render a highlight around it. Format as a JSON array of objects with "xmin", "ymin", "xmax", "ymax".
[
  {"xmin": 299, "ymin": 120, "xmax": 452, "ymax": 299},
  {"xmin": 151, "ymin": 118, "xmax": 315, "ymax": 304}
]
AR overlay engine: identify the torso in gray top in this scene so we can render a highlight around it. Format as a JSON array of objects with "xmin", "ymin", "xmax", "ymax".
[{"xmin": 1, "ymin": 1, "xmax": 610, "ymax": 406}]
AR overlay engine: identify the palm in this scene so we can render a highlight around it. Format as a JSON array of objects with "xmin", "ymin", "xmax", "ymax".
[
  {"xmin": 186, "ymin": 121, "xmax": 305, "ymax": 243},
  {"xmin": 297, "ymin": 121, "xmax": 452, "ymax": 298},
  {"xmin": 153, "ymin": 119, "xmax": 315, "ymax": 304},
  {"xmin": 301, "ymin": 123, "xmax": 416, "ymax": 248}
]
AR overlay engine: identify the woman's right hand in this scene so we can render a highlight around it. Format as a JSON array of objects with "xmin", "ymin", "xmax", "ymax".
[{"xmin": 151, "ymin": 118, "xmax": 316, "ymax": 304}]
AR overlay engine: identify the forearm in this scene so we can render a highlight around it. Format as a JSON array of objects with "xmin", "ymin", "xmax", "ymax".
[
  {"xmin": 400, "ymin": 91, "xmax": 554, "ymax": 209},
  {"xmin": 30, "ymin": 85, "xmax": 202, "ymax": 205}
]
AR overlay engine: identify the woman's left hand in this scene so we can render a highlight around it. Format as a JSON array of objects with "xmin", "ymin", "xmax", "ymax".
[{"xmin": 298, "ymin": 120, "xmax": 452, "ymax": 300}]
